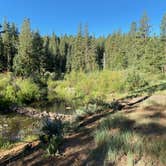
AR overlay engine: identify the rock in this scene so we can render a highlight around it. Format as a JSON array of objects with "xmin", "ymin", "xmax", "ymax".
[{"xmin": 11, "ymin": 106, "xmax": 73, "ymax": 122}]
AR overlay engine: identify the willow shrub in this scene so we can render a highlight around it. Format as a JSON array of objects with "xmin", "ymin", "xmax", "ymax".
[
  {"xmin": 0, "ymin": 73, "xmax": 41, "ymax": 105},
  {"xmin": 48, "ymin": 70, "xmax": 126, "ymax": 106}
]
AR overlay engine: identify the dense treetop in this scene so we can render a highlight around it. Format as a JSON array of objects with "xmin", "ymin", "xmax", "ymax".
[{"xmin": 0, "ymin": 13, "xmax": 165, "ymax": 78}]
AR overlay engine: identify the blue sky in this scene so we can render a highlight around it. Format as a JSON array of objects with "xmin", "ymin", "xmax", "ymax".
[{"xmin": 0, "ymin": 0, "xmax": 166, "ymax": 36}]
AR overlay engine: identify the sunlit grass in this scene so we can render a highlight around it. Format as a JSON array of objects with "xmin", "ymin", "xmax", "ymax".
[
  {"xmin": 22, "ymin": 135, "xmax": 38, "ymax": 142},
  {"xmin": 94, "ymin": 129, "xmax": 110, "ymax": 146}
]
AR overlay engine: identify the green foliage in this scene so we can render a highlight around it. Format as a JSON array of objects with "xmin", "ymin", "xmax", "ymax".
[
  {"xmin": 40, "ymin": 118, "xmax": 63, "ymax": 156},
  {"xmin": 94, "ymin": 127, "xmax": 143, "ymax": 164},
  {"xmin": 41, "ymin": 118, "xmax": 63, "ymax": 138},
  {"xmin": 0, "ymin": 137, "xmax": 13, "ymax": 149},
  {"xmin": 46, "ymin": 135, "xmax": 62, "ymax": 156},
  {"xmin": 0, "ymin": 14, "xmax": 166, "ymax": 76},
  {"xmin": 0, "ymin": 73, "xmax": 41, "ymax": 106},
  {"xmin": 13, "ymin": 19, "xmax": 34, "ymax": 77},
  {"xmin": 125, "ymin": 70, "xmax": 148, "ymax": 91},
  {"xmin": 0, "ymin": 73, "xmax": 11, "ymax": 91},
  {"xmin": 127, "ymin": 152, "xmax": 134, "ymax": 166},
  {"xmin": 16, "ymin": 78, "xmax": 41, "ymax": 104},
  {"xmin": 94, "ymin": 129, "xmax": 110, "ymax": 146},
  {"xmin": 145, "ymin": 139, "xmax": 166, "ymax": 164},
  {"xmin": 4, "ymin": 85, "xmax": 17, "ymax": 103},
  {"xmin": 48, "ymin": 70, "xmax": 126, "ymax": 106}
]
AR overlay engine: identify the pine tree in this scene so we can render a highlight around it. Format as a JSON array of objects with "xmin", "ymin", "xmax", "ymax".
[
  {"xmin": 96, "ymin": 37, "xmax": 105, "ymax": 69},
  {"xmin": 139, "ymin": 12, "xmax": 150, "ymax": 39},
  {"xmin": 48, "ymin": 33, "xmax": 59, "ymax": 72},
  {"xmin": 59, "ymin": 36, "xmax": 68, "ymax": 73},
  {"xmin": 160, "ymin": 13, "xmax": 166, "ymax": 40},
  {"xmin": 160, "ymin": 13, "xmax": 166, "ymax": 71},
  {"xmin": 32, "ymin": 31, "xmax": 43, "ymax": 75},
  {"xmin": 2, "ymin": 20, "xmax": 12, "ymax": 71},
  {"xmin": 41, "ymin": 36, "xmax": 50, "ymax": 75},
  {"xmin": 143, "ymin": 36, "xmax": 164, "ymax": 72},
  {"xmin": 13, "ymin": 19, "xmax": 34, "ymax": 77},
  {"xmin": 129, "ymin": 22, "xmax": 137, "ymax": 36},
  {"xmin": 83, "ymin": 24, "xmax": 91, "ymax": 72},
  {"xmin": 66, "ymin": 36, "xmax": 74, "ymax": 72},
  {"xmin": 71, "ymin": 24, "xmax": 85, "ymax": 71},
  {"xmin": 88, "ymin": 36, "xmax": 98, "ymax": 71},
  {"xmin": 0, "ymin": 35, "xmax": 4, "ymax": 71}
]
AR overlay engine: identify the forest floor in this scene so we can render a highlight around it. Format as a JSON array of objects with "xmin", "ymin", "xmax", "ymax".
[{"xmin": 1, "ymin": 94, "xmax": 166, "ymax": 166}]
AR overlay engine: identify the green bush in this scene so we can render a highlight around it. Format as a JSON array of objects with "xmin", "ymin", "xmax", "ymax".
[
  {"xmin": 4, "ymin": 85, "xmax": 17, "ymax": 103},
  {"xmin": 125, "ymin": 70, "xmax": 148, "ymax": 91},
  {"xmin": 40, "ymin": 118, "xmax": 64, "ymax": 156},
  {"xmin": 48, "ymin": 70, "xmax": 126, "ymax": 108},
  {"xmin": 16, "ymin": 78, "xmax": 41, "ymax": 104},
  {"xmin": 46, "ymin": 135, "xmax": 62, "ymax": 155},
  {"xmin": 0, "ymin": 73, "xmax": 41, "ymax": 107}
]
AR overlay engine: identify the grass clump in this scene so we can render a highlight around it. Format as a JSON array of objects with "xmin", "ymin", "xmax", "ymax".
[
  {"xmin": 145, "ymin": 139, "xmax": 166, "ymax": 164},
  {"xmin": 93, "ymin": 127, "xmax": 143, "ymax": 164},
  {"xmin": 0, "ymin": 137, "xmax": 13, "ymax": 150},
  {"xmin": 94, "ymin": 129, "xmax": 110, "ymax": 146},
  {"xmin": 99, "ymin": 114, "xmax": 134, "ymax": 131}
]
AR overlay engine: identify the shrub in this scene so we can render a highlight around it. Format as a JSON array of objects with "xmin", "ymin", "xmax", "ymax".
[
  {"xmin": 94, "ymin": 129, "xmax": 110, "ymax": 146},
  {"xmin": 0, "ymin": 73, "xmax": 41, "ymax": 107},
  {"xmin": 48, "ymin": 70, "xmax": 126, "ymax": 109},
  {"xmin": 41, "ymin": 118, "xmax": 63, "ymax": 138},
  {"xmin": 4, "ymin": 85, "xmax": 17, "ymax": 103},
  {"xmin": 40, "ymin": 118, "xmax": 64, "ymax": 155},
  {"xmin": 16, "ymin": 78, "xmax": 41, "ymax": 104},
  {"xmin": 46, "ymin": 135, "xmax": 62, "ymax": 155},
  {"xmin": 125, "ymin": 70, "xmax": 148, "ymax": 91}
]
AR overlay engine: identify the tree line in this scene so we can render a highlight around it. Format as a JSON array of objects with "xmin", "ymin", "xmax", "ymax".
[{"xmin": 0, "ymin": 12, "xmax": 165, "ymax": 78}]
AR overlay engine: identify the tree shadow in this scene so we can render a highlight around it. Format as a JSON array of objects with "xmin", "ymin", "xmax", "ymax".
[
  {"xmin": 81, "ymin": 143, "xmax": 109, "ymax": 166},
  {"xmin": 0, "ymin": 143, "xmax": 41, "ymax": 166},
  {"xmin": 83, "ymin": 114, "xmax": 166, "ymax": 165},
  {"xmin": 144, "ymin": 112, "xmax": 166, "ymax": 119},
  {"xmin": 78, "ymin": 110, "xmax": 114, "ymax": 128},
  {"xmin": 134, "ymin": 122, "xmax": 166, "ymax": 136},
  {"xmin": 143, "ymin": 104, "xmax": 166, "ymax": 112},
  {"xmin": 134, "ymin": 82, "xmax": 166, "ymax": 95}
]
